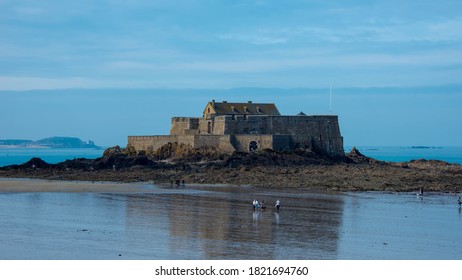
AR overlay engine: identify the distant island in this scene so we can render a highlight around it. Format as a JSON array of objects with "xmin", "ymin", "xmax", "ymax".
[{"xmin": 0, "ymin": 137, "xmax": 99, "ymax": 149}]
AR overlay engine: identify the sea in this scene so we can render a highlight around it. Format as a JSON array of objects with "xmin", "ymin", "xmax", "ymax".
[
  {"xmin": 0, "ymin": 147, "xmax": 105, "ymax": 167},
  {"xmin": 0, "ymin": 146, "xmax": 461, "ymax": 260},
  {"xmin": 345, "ymin": 146, "xmax": 462, "ymax": 164}
]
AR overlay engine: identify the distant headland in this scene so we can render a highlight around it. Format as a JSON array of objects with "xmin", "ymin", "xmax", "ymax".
[{"xmin": 0, "ymin": 137, "xmax": 100, "ymax": 149}]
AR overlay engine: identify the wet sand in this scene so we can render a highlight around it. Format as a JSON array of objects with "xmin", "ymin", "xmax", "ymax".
[
  {"xmin": 0, "ymin": 178, "xmax": 151, "ymax": 193},
  {"xmin": 1, "ymin": 181, "xmax": 461, "ymax": 259}
]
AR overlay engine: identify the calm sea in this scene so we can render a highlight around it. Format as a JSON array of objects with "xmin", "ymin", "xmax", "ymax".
[
  {"xmin": 0, "ymin": 148, "xmax": 104, "ymax": 167},
  {"xmin": 0, "ymin": 184, "xmax": 461, "ymax": 260},
  {"xmin": 1, "ymin": 146, "xmax": 461, "ymax": 167},
  {"xmin": 347, "ymin": 146, "xmax": 462, "ymax": 164}
]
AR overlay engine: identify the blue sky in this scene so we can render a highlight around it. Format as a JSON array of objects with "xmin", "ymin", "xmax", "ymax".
[{"xmin": 1, "ymin": 1, "xmax": 461, "ymax": 147}]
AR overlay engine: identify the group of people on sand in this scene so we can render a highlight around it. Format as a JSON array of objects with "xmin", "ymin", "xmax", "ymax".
[
  {"xmin": 253, "ymin": 199, "xmax": 280, "ymax": 211},
  {"xmin": 170, "ymin": 179, "xmax": 185, "ymax": 188}
]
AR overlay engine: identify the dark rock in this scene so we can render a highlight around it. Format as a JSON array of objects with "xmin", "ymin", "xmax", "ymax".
[
  {"xmin": 23, "ymin": 157, "xmax": 50, "ymax": 169},
  {"xmin": 133, "ymin": 155, "xmax": 150, "ymax": 166},
  {"xmin": 347, "ymin": 147, "xmax": 380, "ymax": 164}
]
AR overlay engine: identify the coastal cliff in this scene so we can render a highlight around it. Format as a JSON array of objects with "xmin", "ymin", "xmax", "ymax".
[
  {"xmin": 0, "ymin": 137, "xmax": 99, "ymax": 148},
  {"xmin": 1, "ymin": 143, "xmax": 461, "ymax": 192}
]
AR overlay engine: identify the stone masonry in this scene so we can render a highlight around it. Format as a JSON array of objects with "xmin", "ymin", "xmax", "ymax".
[{"xmin": 128, "ymin": 100, "xmax": 344, "ymax": 157}]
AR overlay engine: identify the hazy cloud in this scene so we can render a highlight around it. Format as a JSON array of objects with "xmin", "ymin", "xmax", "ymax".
[
  {"xmin": 217, "ymin": 33, "xmax": 288, "ymax": 45},
  {"xmin": 1, "ymin": 0, "xmax": 461, "ymax": 90}
]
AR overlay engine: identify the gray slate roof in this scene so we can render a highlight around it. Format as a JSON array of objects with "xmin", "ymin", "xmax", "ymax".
[{"xmin": 208, "ymin": 101, "xmax": 281, "ymax": 116}]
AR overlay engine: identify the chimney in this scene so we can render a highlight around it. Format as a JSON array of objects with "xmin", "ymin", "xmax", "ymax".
[{"xmin": 211, "ymin": 99, "xmax": 215, "ymax": 106}]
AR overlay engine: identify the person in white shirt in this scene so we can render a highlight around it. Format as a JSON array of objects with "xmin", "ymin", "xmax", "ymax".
[{"xmin": 275, "ymin": 199, "xmax": 280, "ymax": 211}]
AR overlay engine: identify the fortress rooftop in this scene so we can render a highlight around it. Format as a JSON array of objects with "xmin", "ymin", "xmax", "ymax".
[{"xmin": 203, "ymin": 100, "xmax": 280, "ymax": 117}]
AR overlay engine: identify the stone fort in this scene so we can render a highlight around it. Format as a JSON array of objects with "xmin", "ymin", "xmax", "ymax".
[{"xmin": 128, "ymin": 100, "xmax": 344, "ymax": 157}]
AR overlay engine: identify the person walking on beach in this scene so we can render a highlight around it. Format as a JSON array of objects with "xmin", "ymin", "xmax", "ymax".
[
  {"xmin": 275, "ymin": 199, "xmax": 280, "ymax": 212},
  {"xmin": 261, "ymin": 200, "xmax": 266, "ymax": 210},
  {"xmin": 253, "ymin": 199, "xmax": 257, "ymax": 211}
]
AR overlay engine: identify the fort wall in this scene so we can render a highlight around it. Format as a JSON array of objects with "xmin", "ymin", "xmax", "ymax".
[
  {"xmin": 170, "ymin": 118, "xmax": 199, "ymax": 135},
  {"xmin": 128, "ymin": 135, "xmax": 195, "ymax": 151},
  {"xmin": 129, "ymin": 114, "xmax": 344, "ymax": 157},
  {"xmin": 128, "ymin": 135, "xmax": 237, "ymax": 153}
]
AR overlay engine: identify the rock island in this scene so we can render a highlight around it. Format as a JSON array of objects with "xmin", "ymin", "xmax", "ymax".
[{"xmin": 1, "ymin": 101, "xmax": 461, "ymax": 192}]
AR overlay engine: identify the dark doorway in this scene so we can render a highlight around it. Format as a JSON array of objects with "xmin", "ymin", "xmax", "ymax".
[{"xmin": 249, "ymin": 141, "xmax": 258, "ymax": 152}]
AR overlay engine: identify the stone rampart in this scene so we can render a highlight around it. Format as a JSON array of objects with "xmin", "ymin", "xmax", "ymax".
[
  {"xmin": 129, "ymin": 113, "xmax": 344, "ymax": 157},
  {"xmin": 128, "ymin": 135, "xmax": 195, "ymax": 151},
  {"xmin": 170, "ymin": 117, "xmax": 199, "ymax": 135}
]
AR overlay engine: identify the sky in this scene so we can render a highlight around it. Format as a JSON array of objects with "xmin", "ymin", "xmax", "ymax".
[{"xmin": 1, "ymin": 0, "xmax": 461, "ymax": 147}]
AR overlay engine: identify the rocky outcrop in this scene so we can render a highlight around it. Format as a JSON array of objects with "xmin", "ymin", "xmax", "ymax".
[
  {"xmin": 347, "ymin": 147, "xmax": 381, "ymax": 164},
  {"xmin": 24, "ymin": 157, "xmax": 50, "ymax": 169},
  {"xmin": 1, "ymin": 144, "xmax": 461, "ymax": 192},
  {"xmin": 148, "ymin": 142, "xmax": 225, "ymax": 161}
]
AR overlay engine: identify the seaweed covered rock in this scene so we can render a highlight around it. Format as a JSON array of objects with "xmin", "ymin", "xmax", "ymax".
[
  {"xmin": 150, "ymin": 142, "xmax": 225, "ymax": 161},
  {"xmin": 97, "ymin": 145, "xmax": 156, "ymax": 169},
  {"xmin": 102, "ymin": 145, "xmax": 123, "ymax": 157},
  {"xmin": 55, "ymin": 158, "xmax": 94, "ymax": 170},
  {"xmin": 223, "ymin": 148, "xmax": 334, "ymax": 168},
  {"xmin": 347, "ymin": 147, "xmax": 380, "ymax": 164},
  {"xmin": 24, "ymin": 157, "xmax": 50, "ymax": 169}
]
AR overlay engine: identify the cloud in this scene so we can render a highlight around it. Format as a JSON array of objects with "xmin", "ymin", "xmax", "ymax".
[
  {"xmin": 217, "ymin": 33, "xmax": 288, "ymax": 45},
  {"xmin": 0, "ymin": 76, "xmax": 97, "ymax": 90},
  {"xmin": 1, "ymin": 1, "xmax": 461, "ymax": 90},
  {"xmin": 295, "ymin": 18, "xmax": 462, "ymax": 43}
]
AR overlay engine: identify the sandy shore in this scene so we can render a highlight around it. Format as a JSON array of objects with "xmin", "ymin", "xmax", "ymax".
[{"xmin": 0, "ymin": 178, "xmax": 151, "ymax": 193}]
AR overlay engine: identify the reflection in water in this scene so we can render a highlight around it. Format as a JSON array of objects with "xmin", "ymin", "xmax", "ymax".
[
  {"xmin": 123, "ymin": 187, "xmax": 344, "ymax": 259},
  {"xmin": 2, "ymin": 186, "xmax": 461, "ymax": 259}
]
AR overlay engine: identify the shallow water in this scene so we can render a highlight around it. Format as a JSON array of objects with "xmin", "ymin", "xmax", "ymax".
[{"xmin": 0, "ymin": 185, "xmax": 461, "ymax": 259}]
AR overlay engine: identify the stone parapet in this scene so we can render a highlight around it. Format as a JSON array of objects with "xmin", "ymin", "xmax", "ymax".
[{"xmin": 129, "ymin": 105, "xmax": 344, "ymax": 157}]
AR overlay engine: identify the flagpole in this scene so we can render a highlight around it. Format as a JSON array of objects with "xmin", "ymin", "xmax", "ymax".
[{"xmin": 329, "ymin": 83, "xmax": 332, "ymax": 114}]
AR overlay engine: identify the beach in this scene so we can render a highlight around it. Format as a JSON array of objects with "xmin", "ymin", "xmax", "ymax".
[
  {"xmin": 0, "ymin": 178, "xmax": 153, "ymax": 193},
  {"xmin": 1, "ymin": 179, "xmax": 461, "ymax": 260}
]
